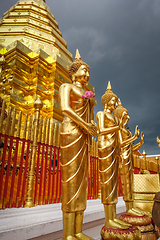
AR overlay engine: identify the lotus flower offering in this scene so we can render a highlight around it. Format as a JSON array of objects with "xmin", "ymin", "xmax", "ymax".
[{"xmin": 82, "ymin": 91, "xmax": 96, "ymax": 99}]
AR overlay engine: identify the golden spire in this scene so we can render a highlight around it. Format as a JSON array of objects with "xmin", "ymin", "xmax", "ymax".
[
  {"xmin": 75, "ymin": 49, "xmax": 81, "ymax": 60},
  {"xmin": 107, "ymin": 81, "xmax": 112, "ymax": 91}
]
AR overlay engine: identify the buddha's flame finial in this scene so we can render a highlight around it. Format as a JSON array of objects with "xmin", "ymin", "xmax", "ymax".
[
  {"xmin": 107, "ymin": 81, "xmax": 112, "ymax": 91},
  {"xmin": 75, "ymin": 49, "xmax": 81, "ymax": 60}
]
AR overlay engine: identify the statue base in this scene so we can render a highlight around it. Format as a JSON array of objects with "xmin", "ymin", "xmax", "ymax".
[
  {"xmin": 119, "ymin": 214, "xmax": 156, "ymax": 240},
  {"xmin": 119, "ymin": 214, "xmax": 151, "ymax": 226},
  {"xmin": 141, "ymin": 232, "xmax": 157, "ymax": 240},
  {"xmin": 100, "ymin": 226, "xmax": 141, "ymax": 240}
]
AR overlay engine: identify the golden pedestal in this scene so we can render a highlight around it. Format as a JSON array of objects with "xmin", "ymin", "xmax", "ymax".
[
  {"xmin": 120, "ymin": 214, "xmax": 156, "ymax": 240},
  {"xmin": 133, "ymin": 173, "xmax": 160, "ymax": 213},
  {"xmin": 100, "ymin": 226, "xmax": 141, "ymax": 240}
]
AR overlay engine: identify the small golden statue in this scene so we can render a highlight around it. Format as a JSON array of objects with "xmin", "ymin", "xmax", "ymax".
[
  {"xmin": 114, "ymin": 99, "xmax": 144, "ymax": 216},
  {"xmin": 59, "ymin": 49, "xmax": 97, "ymax": 240},
  {"xmin": 96, "ymin": 81, "xmax": 141, "ymax": 229}
]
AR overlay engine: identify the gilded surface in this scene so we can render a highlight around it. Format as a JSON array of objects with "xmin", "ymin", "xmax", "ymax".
[
  {"xmin": 134, "ymin": 174, "xmax": 160, "ymax": 193},
  {"xmin": 97, "ymin": 109, "xmax": 119, "ymax": 205},
  {"xmin": 0, "ymin": 0, "xmax": 96, "ymax": 124},
  {"xmin": 96, "ymin": 82, "xmax": 138, "ymax": 229},
  {"xmin": 60, "ymin": 97, "xmax": 89, "ymax": 212},
  {"xmin": 114, "ymin": 99, "xmax": 145, "ymax": 216},
  {"xmin": 59, "ymin": 50, "xmax": 96, "ymax": 240},
  {"xmin": 100, "ymin": 226, "xmax": 141, "ymax": 240}
]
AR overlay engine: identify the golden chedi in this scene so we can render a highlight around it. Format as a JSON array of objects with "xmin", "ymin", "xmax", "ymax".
[
  {"xmin": 0, "ymin": 0, "xmax": 94, "ymax": 124},
  {"xmin": 59, "ymin": 49, "xmax": 97, "ymax": 240},
  {"xmin": 96, "ymin": 82, "xmax": 141, "ymax": 240},
  {"xmin": 0, "ymin": 0, "xmax": 73, "ymax": 122}
]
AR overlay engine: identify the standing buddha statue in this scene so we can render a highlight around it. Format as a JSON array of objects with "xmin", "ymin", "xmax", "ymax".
[
  {"xmin": 114, "ymin": 99, "xmax": 144, "ymax": 216},
  {"xmin": 59, "ymin": 49, "xmax": 97, "ymax": 240},
  {"xmin": 96, "ymin": 81, "xmax": 140, "ymax": 230},
  {"xmin": 113, "ymin": 99, "xmax": 154, "ymax": 239}
]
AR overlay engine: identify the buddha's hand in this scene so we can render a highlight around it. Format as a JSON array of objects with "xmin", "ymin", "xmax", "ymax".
[
  {"xmin": 87, "ymin": 121, "xmax": 97, "ymax": 137},
  {"xmin": 140, "ymin": 132, "xmax": 144, "ymax": 145},
  {"xmin": 157, "ymin": 136, "xmax": 160, "ymax": 144},
  {"xmin": 134, "ymin": 125, "xmax": 140, "ymax": 138}
]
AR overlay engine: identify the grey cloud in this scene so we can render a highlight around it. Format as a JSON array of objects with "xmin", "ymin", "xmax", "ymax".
[{"xmin": 1, "ymin": 0, "xmax": 160, "ymax": 155}]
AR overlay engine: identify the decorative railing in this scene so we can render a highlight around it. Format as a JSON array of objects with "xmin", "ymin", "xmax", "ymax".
[
  {"xmin": 2, "ymin": 98, "xmax": 158, "ymax": 209},
  {"xmin": 0, "ymin": 100, "xmax": 99, "ymax": 209}
]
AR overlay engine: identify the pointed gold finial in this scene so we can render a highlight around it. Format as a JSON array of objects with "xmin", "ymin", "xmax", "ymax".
[
  {"xmin": 142, "ymin": 150, "xmax": 146, "ymax": 157},
  {"xmin": 107, "ymin": 81, "xmax": 112, "ymax": 91},
  {"xmin": 75, "ymin": 49, "xmax": 81, "ymax": 60}
]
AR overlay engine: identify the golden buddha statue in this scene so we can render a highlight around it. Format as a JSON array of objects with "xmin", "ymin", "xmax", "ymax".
[
  {"xmin": 114, "ymin": 99, "xmax": 144, "ymax": 217},
  {"xmin": 96, "ymin": 82, "xmax": 141, "ymax": 230},
  {"xmin": 59, "ymin": 49, "xmax": 97, "ymax": 240}
]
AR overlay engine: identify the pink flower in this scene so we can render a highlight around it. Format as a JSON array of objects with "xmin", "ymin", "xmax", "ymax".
[{"xmin": 82, "ymin": 91, "xmax": 96, "ymax": 99}]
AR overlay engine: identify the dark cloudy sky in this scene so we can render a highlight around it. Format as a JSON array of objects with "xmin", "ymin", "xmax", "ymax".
[{"xmin": 1, "ymin": 0, "xmax": 160, "ymax": 155}]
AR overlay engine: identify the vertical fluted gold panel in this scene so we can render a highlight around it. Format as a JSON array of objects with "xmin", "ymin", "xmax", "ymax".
[
  {"xmin": 10, "ymin": 108, "xmax": 16, "ymax": 136},
  {"xmin": 0, "ymin": 100, "xmax": 6, "ymax": 134},
  {"xmin": 5, "ymin": 106, "xmax": 12, "ymax": 135}
]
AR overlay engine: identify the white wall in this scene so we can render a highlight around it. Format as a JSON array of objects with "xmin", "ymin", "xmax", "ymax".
[{"xmin": 0, "ymin": 197, "xmax": 126, "ymax": 240}]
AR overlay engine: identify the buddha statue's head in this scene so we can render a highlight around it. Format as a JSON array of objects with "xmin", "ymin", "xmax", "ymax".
[
  {"xmin": 69, "ymin": 49, "xmax": 90, "ymax": 84},
  {"xmin": 114, "ymin": 99, "xmax": 130, "ymax": 127},
  {"xmin": 101, "ymin": 81, "xmax": 118, "ymax": 112}
]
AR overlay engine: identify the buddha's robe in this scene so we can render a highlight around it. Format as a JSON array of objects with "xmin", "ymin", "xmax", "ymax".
[
  {"xmin": 60, "ymin": 87, "xmax": 89, "ymax": 212},
  {"xmin": 97, "ymin": 112, "xmax": 120, "ymax": 205},
  {"xmin": 119, "ymin": 129, "xmax": 133, "ymax": 201}
]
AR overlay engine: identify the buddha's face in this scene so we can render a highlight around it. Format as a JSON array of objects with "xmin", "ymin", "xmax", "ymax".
[
  {"xmin": 107, "ymin": 97, "xmax": 117, "ymax": 112},
  {"xmin": 122, "ymin": 111, "xmax": 130, "ymax": 127},
  {"xmin": 73, "ymin": 64, "xmax": 90, "ymax": 84}
]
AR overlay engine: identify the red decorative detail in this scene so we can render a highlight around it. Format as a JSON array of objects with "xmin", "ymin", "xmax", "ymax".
[
  {"xmin": 48, "ymin": 146, "xmax": 53, "ymax": 204},
  {"xmin": 0, "ymin": 136, "xmax": 8, "ymax": 201},
  {"xmin": 21, "ymin": 141, "xmax": 31, "ymax": 205},
  {"xmin": 102, "ymin": 225, "xmax": 139, "ymax": 234},
  {"xmin": 43, "ymin": 145, "xmax": 48, "ymax": 204},
  {"xmin": 3, "ymin": 137, "xmax": 14, "ymax": 207},
  {"xmin": 16, "ymin": 139, "xmax": 26, "ymax": 206},
  {"xmin": 96, "ymin": 157, "xmax": 99, "ymax": 198},
  {"xmin": 9, "ymin": 139, "xmax": 19, "ymax": 207},
  {"xmin": 52, "ymin": 147, "xmax": 56, "ymax": 203},
  {"xmin": 120, "ymin": 214, "xmax": 151, "ymax": 226},
  {"xmin": 56, "ymin": 147, "xmax": 60, "ymax": 203},
  {"xmin": 34, "ymin": 143, "xmax": 41, "ymax": 204},
  {"xmin": 39, "ymin": 144, "xmax": 45, "ymax": 204},
  {"xmin": 121, "ymin": 214, "xmax": 149, "ymax": 219}
]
